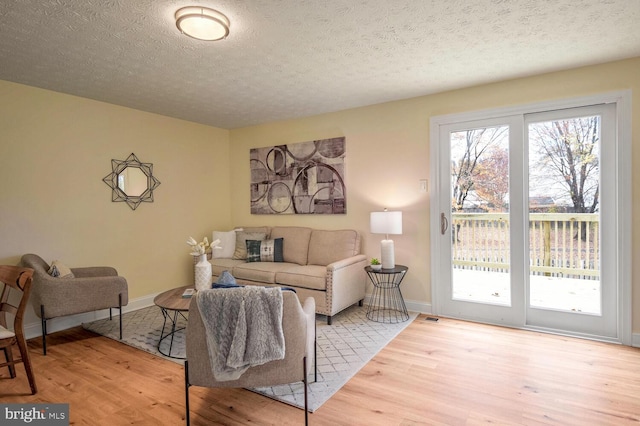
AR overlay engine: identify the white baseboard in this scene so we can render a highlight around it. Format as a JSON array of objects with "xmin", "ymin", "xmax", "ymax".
[
  {"xmin": 23, "ymin": 293, "xmax": 159, "ymax": 341},
  {"xmin": 632, "ymin": 333, "xmax": 640, "ymax": 348}
]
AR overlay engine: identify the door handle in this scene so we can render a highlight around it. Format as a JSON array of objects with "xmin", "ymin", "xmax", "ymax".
[{"xmin": 440, "ymin": 213, "xmax": 449, "ymax": 235}]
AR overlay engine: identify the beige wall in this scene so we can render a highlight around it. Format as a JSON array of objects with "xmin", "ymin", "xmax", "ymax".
[
  {"xmin": 0, "ymin": 80, "xmax": 232, "ymax": 307},
  {"xmin": 1, "ymin": 57, "xmax": 637, "ymax": 336},
  {"xmin": 229, "ymin": 57, "xmax": 639, "ymax": 333}
]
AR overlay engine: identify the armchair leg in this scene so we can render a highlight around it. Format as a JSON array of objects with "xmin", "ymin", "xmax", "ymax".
[
  {"xmin": 327, "ymin": 315, "xmax": 332, "ymax": 325},
  {"xmin": 185, "ymin": 360, "xmax": 191, "ymax": 426},
  {"xmin": 303, "ymin": 356, "xmax": 309, "ymax": 426},
  {"xmin": 119, "ymin": 293, "xmax": 123, "ymax": 340},
  {"xmin": 40, "ymin": 305, "xmax": 47, "ymax": 356}
]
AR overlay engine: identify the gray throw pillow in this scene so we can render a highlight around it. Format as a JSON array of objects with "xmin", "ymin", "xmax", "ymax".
[
  {"xmin": 246, "ymin": 238, "xmax": 284, "ymax": 263},
  {"xmin": 232, "ymin": 231, "xmax": 266, "ymax": 259}
]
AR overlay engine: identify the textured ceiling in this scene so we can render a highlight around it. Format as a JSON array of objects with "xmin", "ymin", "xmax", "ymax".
[{"xmin": 1, "ymin": 0, "xmax": 639, "ymax": 129}]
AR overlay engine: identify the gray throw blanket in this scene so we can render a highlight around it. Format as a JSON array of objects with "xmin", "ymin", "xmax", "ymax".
[{"xmin": 196, "ymin": 286, "xmax": 285, "ymax": 381}]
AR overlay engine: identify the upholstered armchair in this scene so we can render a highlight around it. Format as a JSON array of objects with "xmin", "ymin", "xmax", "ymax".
[
  {"xmin": 20, "ymin": 253, "xmax": 128, "ymax": 355},
  {"xmin": 185, "ymin": 288, "xmax": 316, "ymax": 425}
]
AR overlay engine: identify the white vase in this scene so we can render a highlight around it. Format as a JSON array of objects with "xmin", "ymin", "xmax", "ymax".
[{"xmin": 194, "ymin": 254, "xmax": 212, "ymax": 291}]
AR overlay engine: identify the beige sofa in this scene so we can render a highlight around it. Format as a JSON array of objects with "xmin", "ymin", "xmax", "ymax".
[{"xmin": 207, "ymin": 226, "xmax": 367, "ymax": 324}]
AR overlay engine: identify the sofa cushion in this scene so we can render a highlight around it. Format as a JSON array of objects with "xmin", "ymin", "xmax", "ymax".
[
  {"xmin": 237, "ymin": 226, "xmax": 271, "ymax": 237},
  {"xmin": 209, "ymin": 258, "xmax": 246, "ymax": 276},
  {"xmin": 232, "ymin": 262, "xmax": 298, "ymax": 284},
  {"xmin": 275, "ymin": 265, "xmax": 327, "ymax": 291},
  {"xmin": 307, "ymin": 229, "xmax": 360, "ymax": 266},
  {"xmin": 246, "ymin": 238, "xmax": 284, "ymax": 263},
  {"xmin": 232, "ymin": 231, "xmax": 267, "ymax": 260},
  {"xmin": 270, "ymin": 226, "xmax": 312, "ymax": 265}
]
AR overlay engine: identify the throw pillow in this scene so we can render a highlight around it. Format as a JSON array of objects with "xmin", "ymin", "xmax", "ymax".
[
  {"xmin": 246, "ymin": 238, "xmax": 284, "ymax": 263},
  {"xmin": 212, "ymin": 283, "xmax": 241, "ymax": 289},
  {"xmin": 47, "ymin": 260, "xmax": 75, "ymax": 278},
  {"xmin": 216, "ymin": 270, "xmax": 237, "ymax": 285},
  {"xmin": 211, "ymin": 230, "xmax": 238, "ymax": 259},
  {"xmin": 232, "ymin": 231, "xmax": 267, "ymax": 260}
]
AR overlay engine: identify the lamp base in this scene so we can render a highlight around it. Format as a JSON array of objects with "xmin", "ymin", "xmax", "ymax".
[{"xmin": 380, "ymin": 239, "xmax": 395, "ymax": 269}]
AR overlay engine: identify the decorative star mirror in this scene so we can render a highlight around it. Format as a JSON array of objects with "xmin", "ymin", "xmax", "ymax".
[{"xmin": 103, "ymin": 153, "xmax": 161, "ymax": 210}]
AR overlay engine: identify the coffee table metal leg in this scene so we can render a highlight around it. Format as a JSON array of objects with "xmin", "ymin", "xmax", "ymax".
[
  {"xmin": 157, "ymin": 307, "xmax": 188, "ymax": 359},
  {"xmin": 168, "ymin": 309, "xmax": 179, "ymax": 356}
]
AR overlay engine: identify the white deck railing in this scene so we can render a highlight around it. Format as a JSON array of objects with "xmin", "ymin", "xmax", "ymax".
[{"xmin": 451, "ymin": 212, "xmax": 599, "ymax": 279}]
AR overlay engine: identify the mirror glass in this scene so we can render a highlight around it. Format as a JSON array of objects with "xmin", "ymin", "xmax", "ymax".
[{"xmin": 117, "ymin": 166, "xmax": 147, "ymax": 197}]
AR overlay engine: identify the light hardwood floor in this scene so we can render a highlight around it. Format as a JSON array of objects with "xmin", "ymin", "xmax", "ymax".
[{"xmin": 2, "ymin": 315, "xmax": 640, "ymax": 425}]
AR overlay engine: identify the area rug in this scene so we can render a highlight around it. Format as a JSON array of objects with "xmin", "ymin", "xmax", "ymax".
[{"xmin": 83, "ymin": 303, "xmax": 418, "ymax": 412}]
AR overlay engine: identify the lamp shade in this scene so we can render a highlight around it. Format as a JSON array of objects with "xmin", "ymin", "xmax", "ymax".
[{"xmin": 370, "ymin": 211, "xmax": 403, "ymax": 235}]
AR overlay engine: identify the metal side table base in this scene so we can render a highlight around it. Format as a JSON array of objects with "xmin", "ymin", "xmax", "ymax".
[{"xmin": 365, "ymin": 265, "xmax": 409, "ymax": 323}]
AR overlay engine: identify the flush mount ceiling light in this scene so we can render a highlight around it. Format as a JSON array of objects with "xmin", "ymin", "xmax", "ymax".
[{"xmin": 175, "ymin": 6, "xmax": 230, "ymax": 41}]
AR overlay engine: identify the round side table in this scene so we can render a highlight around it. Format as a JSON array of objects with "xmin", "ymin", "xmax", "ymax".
[
  {"xmin": 153, "ymin": 286, "xmax": 193, "ymax": 359},
  {"xmin": 365, "ymin": 265, "xmax": 409, "ymax": 323}
]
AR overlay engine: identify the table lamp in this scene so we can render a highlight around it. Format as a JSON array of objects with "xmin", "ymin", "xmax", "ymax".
[{"xmin": 370, "ymin": 209, "xmax": 403, "ymax": 269}]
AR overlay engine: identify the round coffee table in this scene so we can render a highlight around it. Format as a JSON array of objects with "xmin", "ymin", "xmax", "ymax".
[{"xmin": 153, "ymin": 285, "xmax": 193, "ymax": 359}]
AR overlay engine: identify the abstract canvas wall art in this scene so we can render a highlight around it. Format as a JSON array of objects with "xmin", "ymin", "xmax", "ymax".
[{"xmin": 250, "ymin": 137, "xmax": 346, "ymax": 214}]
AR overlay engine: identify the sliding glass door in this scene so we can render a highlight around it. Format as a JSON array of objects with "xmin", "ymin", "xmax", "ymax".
[{"xmin": 431, "ymin": 96, "xmax": 628, "ymax": 341}]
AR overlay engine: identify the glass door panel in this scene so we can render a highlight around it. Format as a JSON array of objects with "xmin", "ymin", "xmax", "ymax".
[
  {"xmin": 525, "ymin": 103, "xmax": 617, "ymax": 339},
  {"xmin": 450, "ymin": 125, "xmax": 511, "ymax": 306},
  {"xmin": 528, "ymin": 115, "xmax": 601, "ymax": 315}
]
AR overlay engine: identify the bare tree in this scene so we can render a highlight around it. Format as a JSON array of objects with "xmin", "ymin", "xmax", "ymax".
[
  {"xmin": 451, "ymin": 126, "xmax": 508, "ymax": 212},
  {"xmin": 529, "ymin": 116, "xmax": 600, "ymax": 240},
  {"xmin": 450, "ymin": 127, "xmax": 508, "ymax": 243},
  {"xmin": 530, "ymin": 117, "xmax": 599, "ymax": 212}
]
